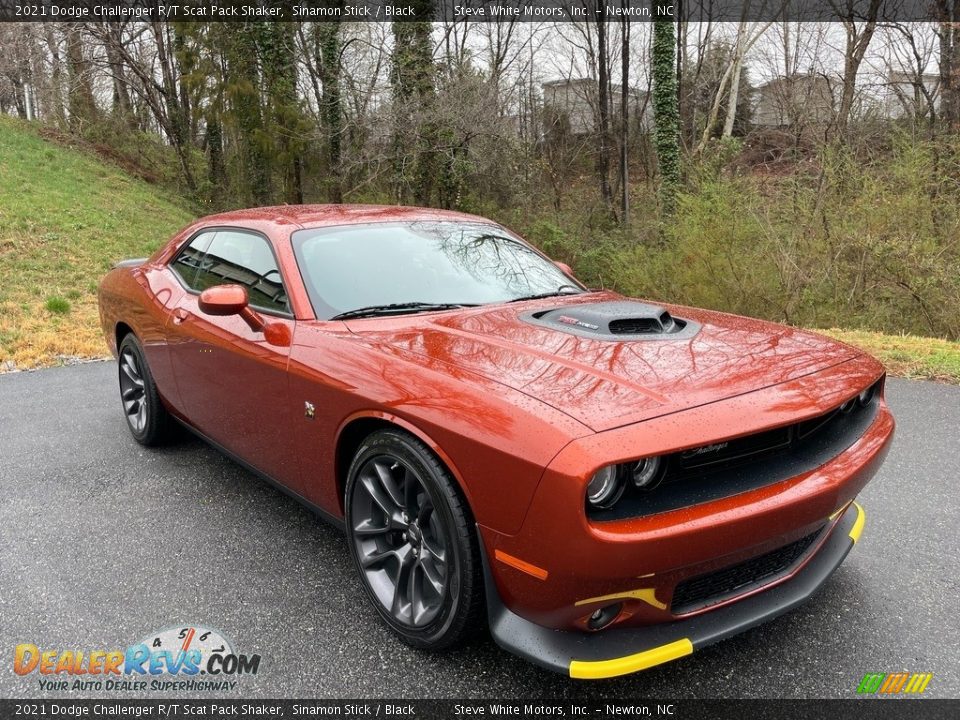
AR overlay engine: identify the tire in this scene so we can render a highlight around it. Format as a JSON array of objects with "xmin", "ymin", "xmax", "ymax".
[
  {"xmin": 117, "ymin": 333, "xmax": 174, "ymax": 446},
  {"xmin": 345, "ymin": 429, "xmax": 484, "ymax": 650}
]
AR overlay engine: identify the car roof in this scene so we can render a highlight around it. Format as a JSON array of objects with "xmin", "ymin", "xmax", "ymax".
[{"xmin": 194, "ymin": 204, "xmax": 496, "ymax": 231}]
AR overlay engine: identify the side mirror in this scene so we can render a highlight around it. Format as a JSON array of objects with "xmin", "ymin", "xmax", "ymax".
[
  {"xmin": 555, "ymin": 261, "xmax": 574, "ymax": 277},
  {"xmin": 199, "ymin": 284, "xmax": 248, "ymax": 316},
  {"xmin": 198, "ymin": 284, "xmax": 272, "ymax": 337}
]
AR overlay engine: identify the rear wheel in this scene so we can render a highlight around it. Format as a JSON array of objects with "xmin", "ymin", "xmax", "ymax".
[
  {"xmin": 345, "ymin": 429, "xmax": 484, "ymax": 650},
  {"xmin": 117, "ymin": 333, "xmax": 174, "ymax": 446}
]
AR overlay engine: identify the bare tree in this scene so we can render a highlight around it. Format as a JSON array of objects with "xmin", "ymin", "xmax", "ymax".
[
  {"xmin": 620, "ymin": 2, "xmax": 629, "ymax": 223},
  {"xmin": 87, "ymin": 22, "xmax": 196, "ymax": 190},
  {"xmin": 595, "ymin": 9, "xmax": 614, "ymax": 213},
  {"xmin": 42, "ymin": 24, "xmax": 67, "ymax": 126},
  {"xmin": 832, "ymin": 0, "xmax": 883, "ymax": 137},
  {"xmin": 98, "ymin": 23, "xmax": 131, "ymax": 121},
  {"xmin": 678, "ymin": 2, "xmax": 716, "ymax": 149},
  {"xmin": 696, "ymin": 19, "xmax": 775, "ymax": 153},
  {"xmin": 875, "ymin": 22, "xmax": 939, "ymax": 131},
  {"xmin": 0, "ymin": 24, "xmax": 37, "ymax": 120},
  {"xmin": 936, "ymin": 1, "xmax": 959, "ymax": 130},
  {"xmin": 307, "ymin": 17, "xmax": 346, "ymax": 202},
  {"xmin": 65, "ymin": 23, "xmax": 99, "ymax": 131}
]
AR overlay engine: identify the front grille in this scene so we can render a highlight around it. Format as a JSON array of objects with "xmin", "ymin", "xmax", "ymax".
[
  {"xmin": 671, "ymin": 394, "xmax": 875, "ymax": 478},
  {"xmin": 588, "ymin": 381, "xmax": 881, "ymax": 521},
  {"xmin": 671, "ymin": 526, "xmax": 824, "ymax": 614},
  {"xmin": 676, "ymin": 424, "xmax": 792, "ymax": 471}
]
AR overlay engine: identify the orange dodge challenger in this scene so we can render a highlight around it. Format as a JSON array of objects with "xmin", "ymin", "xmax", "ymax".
[{"xmin": 99, "ymin": 205, "xmax": 893, "ymax": 679}]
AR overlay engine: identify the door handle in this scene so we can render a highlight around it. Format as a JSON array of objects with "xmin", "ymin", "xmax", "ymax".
[{"xmin": 173, "ymin": 308, "xmax": 189, "ymax": 324}]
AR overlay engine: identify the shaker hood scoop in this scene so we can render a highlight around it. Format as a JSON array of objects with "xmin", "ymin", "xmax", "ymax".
[{"xmin": 520, "ymin": 300, "xmax": 701, "ymax": 341}]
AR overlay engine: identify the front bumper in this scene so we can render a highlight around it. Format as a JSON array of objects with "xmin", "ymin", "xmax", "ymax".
[
  {"xmin": 478, "ymin": 362, "xmax": 893, "ymax": 631},
  {"xmin": 485, "ymin": 501, "xmax": 865, "ymax": 679}
]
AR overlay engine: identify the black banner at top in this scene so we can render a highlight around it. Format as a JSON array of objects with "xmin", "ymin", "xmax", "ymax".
[{"xmin": 0, "ymin": 0, "xmax": 955, "ymax": 23}]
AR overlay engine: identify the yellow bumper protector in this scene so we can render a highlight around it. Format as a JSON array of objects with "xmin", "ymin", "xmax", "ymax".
[
  {"xmin": 829, "ymin": 500, "xmax": 852, "ymax": 521},
  {"xmin": 569, "ymin": 638, "xmax": 693, "ymax": 680},
  {"xmin": 848, "ymin": 501, "xmax": 866, "ymax": 544},
  {"xmin": 574, "ymin": 587, "xmax": 667, "ymax": 611}
]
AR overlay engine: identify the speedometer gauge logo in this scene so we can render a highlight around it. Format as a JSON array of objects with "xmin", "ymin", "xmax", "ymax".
[{"xmin": 137, "ymin": 625, "xmax": 234, "ymax": 669}]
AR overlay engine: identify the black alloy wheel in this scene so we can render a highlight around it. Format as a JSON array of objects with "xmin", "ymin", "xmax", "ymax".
[
  {"xmin": 119, "ymin": 344, "xmax": 147, "ymax": 434},
  {"xmin": 117, "ymin": 333, "xmax": 174, "ymax": 446},
  {"xmin": 345, "ymin": 429, "xmax": 484, "ymax": 649}
]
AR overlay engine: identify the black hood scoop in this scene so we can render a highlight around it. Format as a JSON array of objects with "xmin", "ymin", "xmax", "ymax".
[{"xmin": 520, "ymin": 301, "xmax": 700, "ymax": 341}]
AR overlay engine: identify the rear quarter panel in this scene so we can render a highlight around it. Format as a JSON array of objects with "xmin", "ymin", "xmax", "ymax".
[{"xmin": 98, "ymin": 263, "xmax": 185, "ymax": 414}]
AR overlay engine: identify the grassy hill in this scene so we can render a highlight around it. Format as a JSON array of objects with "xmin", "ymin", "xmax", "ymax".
[
  {"xmin": 0, "ymin": 115, "xmax": 958, "ymax": 382},
  {"xmin": 0, "ymin": 117, "xmax": 194, "ymax": 369}
]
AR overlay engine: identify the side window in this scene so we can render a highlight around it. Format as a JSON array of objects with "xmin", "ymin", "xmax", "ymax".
[
  {"xmin": 170, "ymin": 232, "xmax": 215, "ymax": 289},
  {"xmin": 171, "ymin": 229, "xmax": 289, "ymax": 315}
]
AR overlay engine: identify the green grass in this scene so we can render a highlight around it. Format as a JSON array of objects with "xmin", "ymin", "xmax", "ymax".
[
  {"xmin": 816, "ymin": 329, "xmax": 960, "ymax": 385},
  {"xmin": 0, "ymin": 116, "xmax": 194, "ymax": 369},
  {"xmin": 44, "ymin": 296, "xmax": 70, "ymax": 314}
]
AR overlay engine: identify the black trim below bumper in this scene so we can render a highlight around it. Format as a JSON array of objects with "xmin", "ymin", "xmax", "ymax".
[{"xmin": 482, "ymin": 501, "xmax": 864, "ymax": 679}]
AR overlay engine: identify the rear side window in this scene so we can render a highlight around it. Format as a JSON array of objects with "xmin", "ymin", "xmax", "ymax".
[
  {"xmin": 170, "ymin": 231, "xmax": 214, "ymax": 289},
  {"xmin": 170, "ymin": 229, "xmax": 289, "ymax": 315}
]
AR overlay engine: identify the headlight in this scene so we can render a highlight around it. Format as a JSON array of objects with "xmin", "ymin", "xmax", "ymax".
[
  {"xmin": 858, "ymin": 384, "xmax": 876, "ymax": 406},
  {"xmin": 631, "ymin": 456, "xmax": 663, "ymax": 488},
  {"xmin": 840, "ymin": 398, "xmax": 856, "ymax": 413},
  {"xmin": 586, "ymin": 465, "xmax": 625, "ymax": 509}
]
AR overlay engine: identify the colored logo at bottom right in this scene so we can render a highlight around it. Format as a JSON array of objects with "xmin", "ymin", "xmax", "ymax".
[{"xmin": 857, "ymin": 672, "xmax": 933, "ymax": 695}]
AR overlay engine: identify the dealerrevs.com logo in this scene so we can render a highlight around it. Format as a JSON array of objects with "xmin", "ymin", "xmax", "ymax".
[{"xmin": 14, "ymin": 625, "xmax": 261, "ymax": 692}]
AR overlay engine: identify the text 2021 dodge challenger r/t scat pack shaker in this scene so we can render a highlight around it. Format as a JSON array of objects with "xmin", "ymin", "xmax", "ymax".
[{"xmin": 98, "ymin": 205, "xmax": 893, "ymax": 680}]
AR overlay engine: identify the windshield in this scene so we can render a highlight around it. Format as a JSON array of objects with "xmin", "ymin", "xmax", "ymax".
[{"xmin": 291, "ymin": 221, "xmax": 583, "ymax": 320}]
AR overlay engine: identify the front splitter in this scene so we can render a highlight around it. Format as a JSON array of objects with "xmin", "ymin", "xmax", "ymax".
[{"xmin": 483, "ymin": 502, "xmax": 865, "ymax": 679}]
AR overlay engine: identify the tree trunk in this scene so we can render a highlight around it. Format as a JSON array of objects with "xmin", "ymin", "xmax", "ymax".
[
  {"xmin": 42, "ymin": 25, "xmax": 65, "ymax": 127},
  {"xmin": 391, "ymin": 5, "xmax": 436, "ymax": 205},
  {"xmin": 722, "ymin": 30, "xmax": 748, "ymax": 138},
  {"xmin": 316, "ymin": 18, "xmax": 344, "ymax": 203},
  {"xmin": 652, "ymin": 3, "xmax": 680, "ymax": 213},
  {"xmin": 722, "ymin": 57, "xmax": 743, "ymax": 137},
  {"xmin": 228, "ymin": 23, "xmax": 270, "ymax": 204},
  {"xmin": 65, "ymin": 23, "xmax": 98, "ymax": 131},
  {"xmin": 103, "ymin": 25, "xmax": 131, "ymax": 121},
  {"xmin": 938, "ymin": 3, "xmax": 959, "ymax": 130},
  {"xmin": 835, "ymin": 0, "xmax": 881, "ymax": 137},
  {"xmin": 596, "ymin": 14, "xmax": 614, "ymax": 212},
  {"xmin": 171, "ymin": 27, "xmax": 195, "ymax": 145},
  {"xmin": 261, "ymin": 21, "xmax": 303, "ymax": 205},
  {"xmin": 206, "ymin": 113, "xmax": 226, "ymax": 191},
  {"xmin": 152, "ymin": 22, "xmax": 196, "ymax": 192},
  {"xmin": 620, "ymin": 8, "xmax": 630, "ymax": 224}
]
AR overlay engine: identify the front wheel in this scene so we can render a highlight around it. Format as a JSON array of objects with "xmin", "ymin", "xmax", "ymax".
[
  {"xmin": 345, "ymin": 429, "xmax": 484, "ymax": 650},
  {"xmin": 117, "ymin": 333, "xmax": 174, "ymax": 446}
]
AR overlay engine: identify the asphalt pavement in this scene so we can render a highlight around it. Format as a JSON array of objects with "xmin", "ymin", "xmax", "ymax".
[{"xmin": 0, "ymin": 362, "xmax": 957, "ymax": 698}]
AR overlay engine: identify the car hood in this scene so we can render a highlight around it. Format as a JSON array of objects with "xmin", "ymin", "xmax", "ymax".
[{"xmin": 349, "ymin": 293, "xmax": 860, "ymax": 432}]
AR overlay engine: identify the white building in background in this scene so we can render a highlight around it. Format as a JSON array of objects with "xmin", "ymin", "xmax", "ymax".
[
  {"xmin": 541, "ymin": 78, "xmax": 652, "ymax": 138},
  {"xmin": 752, "ymin": 74, "xmax": 835, "ymax": 128},
  {"xmin": 882, "ymin": 72, "xmax": 941, "ymax": 120}
]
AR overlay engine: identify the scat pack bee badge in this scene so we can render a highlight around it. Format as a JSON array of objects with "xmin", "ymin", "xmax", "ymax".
[{"xmin": 14, "ymin": 625, "xmax": 261, "ymax": 692}]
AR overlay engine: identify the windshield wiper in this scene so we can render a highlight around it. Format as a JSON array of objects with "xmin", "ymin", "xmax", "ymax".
[
  {"xmin": 508, "ymin": 285, "xmax": 584, "ymax": 303},
  {"xmin": 331, "ymin": 302, "xmax": 478, "ymax": 320}
]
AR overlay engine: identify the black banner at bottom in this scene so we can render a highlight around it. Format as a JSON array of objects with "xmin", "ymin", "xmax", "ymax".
[{"xmin": 0, "ymin": 699, "xmax": 957, "ymax": 720}]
